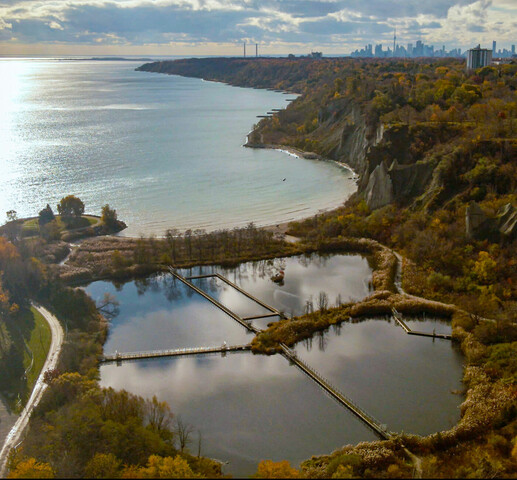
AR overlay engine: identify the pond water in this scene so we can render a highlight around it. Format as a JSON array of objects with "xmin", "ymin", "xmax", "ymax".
[
  {"xmin": 86, "ymin": 253, "xmax": 373, "ymax": 353},
  {"xmin": 100, "ymin": 353, "xmax": 377, "ymax": 476},
  {"xmin": 90, "ymin": 253, "xmax": 464, "ymax": 476},
  {"xmin": 294, "ymin": 317, "xmax": 464, "ymax": 437}
]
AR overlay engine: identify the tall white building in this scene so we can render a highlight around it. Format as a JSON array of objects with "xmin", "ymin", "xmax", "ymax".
[{"xmin": 467, "ymin": 45, "xmax": 492, "ymax": 70}]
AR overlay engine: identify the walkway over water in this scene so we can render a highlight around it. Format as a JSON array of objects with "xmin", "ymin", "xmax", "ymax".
[
  {"xmin": 101, "ymin": 344, "xmax": 251, "ymax": 363},
  {"xmin": 185, "ymin": 272, "xmax": 284, "ymax": 319},
  {"xmin": 280, "ymin": 344, "xmax": 391, "ymax": 440},
  {"xmin": 392, "ymin": 309, "xmax": 452, "ymax": 340}
]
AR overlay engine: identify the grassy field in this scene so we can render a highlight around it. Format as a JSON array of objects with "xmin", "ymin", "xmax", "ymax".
[
  {"xmin": 20, "ymin": 307, "xmax": 51, "ymax": 394},
  {"xmin": 19, "ymin": 215, "xmax": 100, "ymax": 236}
]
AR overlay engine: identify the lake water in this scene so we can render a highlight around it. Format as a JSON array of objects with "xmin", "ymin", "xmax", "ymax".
[
  {"xmin": 0, "ymin": 58, "xmax": 355, "ymax": 235},
  {"xmin": 91, "ymin": 254, "xmax": 464, "ymax": 476}
]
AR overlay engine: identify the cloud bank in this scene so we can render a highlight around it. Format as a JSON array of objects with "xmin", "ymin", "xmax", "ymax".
[{"xmin": 0, "ymin": 0, "xmax": 514, "ymax": 54}]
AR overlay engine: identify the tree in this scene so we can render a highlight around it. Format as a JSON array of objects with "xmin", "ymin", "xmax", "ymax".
[
  {"xmin": 8, "ymin": 458, "xmax": 55, "ymax": 478},
  {"xmin": 175, "ymin": 416, "xmax": 194, "ymax": 452},
  {"xmin": 101, "ymin": 205, "xmax": 118, "ymax": 228},
  {"xmin": 57, "ymin": 195, "xmax": 85, "ymax": 218},
  {"xmin": 4, "ymin": 210, "xmax": 20, "ymax": 243},
  {"xmin": 84, "ymin": 453, "xmax": 121, "ymax": 479},
  {"xmin": 254, "ymin": 460, "xmax": 299, "ymax": 478},
  {"xmin": 318, "ymin": 291, "xmax": 329, "ymax": 312},
  {"xmin": 96, "ymin": 293, "xmax": 120, "ymax": 320},
  {"xmin": 145, "ymin": 395, "xmax": 174, "ymax": 440},
  {"xmin": 38, "ymin": 204, "xmax": 55, "ymax": 226},
  {"xmin": 122, "ymin": 455, "xmax": 198, "ymax": 478}
]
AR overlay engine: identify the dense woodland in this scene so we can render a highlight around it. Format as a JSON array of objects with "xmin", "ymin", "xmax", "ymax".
[{"xmin": 0, "ymin": 57, "xmax": 516, "ymax": 477}]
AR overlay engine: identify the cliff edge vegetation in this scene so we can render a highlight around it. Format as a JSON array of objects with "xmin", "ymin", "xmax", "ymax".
[{"xmin": 138, "ymin": 56, "xmax": 517, "ymax": 478}]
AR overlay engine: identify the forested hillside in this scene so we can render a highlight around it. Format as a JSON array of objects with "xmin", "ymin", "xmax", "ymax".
[
  {"xmin": 139, "ymin": 57, "xmax": 517, "ymax": 477},
  {"xmin": 139, "ymin": 57, "xmax": 517, "ymax": 321}
]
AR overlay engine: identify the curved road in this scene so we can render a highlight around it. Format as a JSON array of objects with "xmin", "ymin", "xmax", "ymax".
[{"xmin": 0, "ymin": 304, "xmax": 64, "ymax": 476}]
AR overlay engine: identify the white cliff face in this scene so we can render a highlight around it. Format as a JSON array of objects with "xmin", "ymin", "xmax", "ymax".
[{"xmin": 365, "ymin": 162, "xmax": 393, "ymax": 210}]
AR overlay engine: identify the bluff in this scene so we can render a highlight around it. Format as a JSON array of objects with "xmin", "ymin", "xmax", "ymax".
[{"xmin": 137, "ymin": 58, "xmax": 517, "ymax": 217}]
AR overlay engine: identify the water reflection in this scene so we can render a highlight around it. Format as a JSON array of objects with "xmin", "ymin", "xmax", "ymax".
[
  {"xmin": 93, "ymin": 253, "xmax": 463, "ymax": 476},
  {"xmin": 294, "ymin": 317, "xmax": 464, "ymax": 436},
  {"xmin": 86, "ymin": 253, "xmax": 373, "ymax": 353},
  {"xmin": 190, "ymin": 253, "xmax": 373, "ymax": 320},
  {"xmin": 100, "ymin": 352, "xmax": 377, "ymax": 477}
]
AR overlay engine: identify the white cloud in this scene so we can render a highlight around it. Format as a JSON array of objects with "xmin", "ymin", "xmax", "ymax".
[{"xmin": 0, "ymin": 0, "xmax": 515, "ymax": 52}]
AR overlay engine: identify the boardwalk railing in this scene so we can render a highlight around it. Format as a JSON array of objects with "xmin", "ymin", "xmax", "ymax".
[
  {"xmin": 186, "ymin": 272, "xmax": 284, "ymax": 319},
  {"xmin": 102, "ymin": 344, "xmax": 251, "ymax": 363},
  {"xmin": 279, "ymin": 344, "xmax": 391, "ymax": 440},
  {"xmin": 169, "ymin": 268, "xmax": 260, "ymax": 334},
  {"xmin": 392, "ymin": 309, "xmax": 452, "ymax": 340}
]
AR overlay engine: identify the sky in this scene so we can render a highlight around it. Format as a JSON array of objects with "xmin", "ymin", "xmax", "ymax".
[{"xmin": 0, "ymin": 0, "xmax": 515, "ymax": 56}]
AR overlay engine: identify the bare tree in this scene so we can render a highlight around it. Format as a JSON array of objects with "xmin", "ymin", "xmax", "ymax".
[
  {"xmin": 305, "ymin": 297, "xmax": 314, "ymax": 315},
  {"xmin": 197, "ymin": 430, "xmax": 202, "ymax": 458},
  {"xmin": 175, "ymin": 415, "xmax": 194, "ymax": 452},
  {"xmin": 335, "ymin": 294, "xmax": 342, "ymax": 308},
  {"xmin": 318, "ymin": 291, "xmax": 329, "ymax": 312},
  {"xmin": 96, "ymin": 293, "xmax": 120, "ymax": 320}
]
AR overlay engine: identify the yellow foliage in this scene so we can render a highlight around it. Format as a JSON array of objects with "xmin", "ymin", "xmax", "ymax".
[
  {"xmin": 121, "ymin": 455, "xmax": 200, "ymax": 479},
  {"xmin": 473, "ymin": 251, "xmax": 497, "ymax": 284},
  {"xmin": 331, "ymin": 464, "xmax": 354, "ymax": 478},
  {"xmin": 254, "ymin": 460, "xmax": 300, "ymax": 478},
  {"xmin": 8, "ymin": 458, "xmax": 55, "ymax": 478},
  {"xmin": 84, "ymin": 453, "xmax": 121, "ymax": 478}
]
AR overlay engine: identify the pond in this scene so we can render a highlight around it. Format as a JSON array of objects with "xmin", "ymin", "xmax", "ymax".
[{"xmin": 88, "ymin": 253, "xmax": 464, "ymax": 477}]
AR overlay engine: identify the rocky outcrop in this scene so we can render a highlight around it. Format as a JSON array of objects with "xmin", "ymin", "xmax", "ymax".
[
  {"xmin": 364, "ymin": 162, "xmax": 393, "ymax": 210},
  {"xmin": 466, "ymin": 202, "xmax": 517, "ymax": 241},
  {"xmin": 497, "ymin": 203, "xmax": 517, "ymax": 239}
]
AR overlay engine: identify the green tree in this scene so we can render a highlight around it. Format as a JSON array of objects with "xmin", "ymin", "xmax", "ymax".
[
  {"xmin": 101, "ymin": 204, "xmax": 118, "ymax": 228},
  {"xmin": 57, "ymin": 195, "xmax": 85, "ymax": 218},
  {"xmin": 38, "ymin": 204, "xmax": 55, "ymax": 226}
]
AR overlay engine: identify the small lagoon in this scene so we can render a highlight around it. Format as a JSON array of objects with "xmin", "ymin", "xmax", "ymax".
[{"xmin": 89, "ymin": 253, "xmax": 464, "ymax": 477}]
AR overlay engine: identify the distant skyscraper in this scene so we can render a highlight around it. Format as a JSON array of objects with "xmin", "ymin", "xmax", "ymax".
[
  {"xmin": 492, "ymin": 40, "xmax": 496, "ymax": 55},
  {"xmin": 467, "ymin": 44, "xmax": 492, "ymax": 70},
  {"xmin": 512, "ymin": 45, "xmax": 515, "ymax": 55}
]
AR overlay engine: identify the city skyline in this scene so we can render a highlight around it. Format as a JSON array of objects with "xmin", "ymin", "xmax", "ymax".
[
  {"xmin": 0, "ymin": 0, "xmax": 516, "ymax": 56},
  {"xmin": 351, "ymin": 36, "xmax": 516, "ymax": 59}
]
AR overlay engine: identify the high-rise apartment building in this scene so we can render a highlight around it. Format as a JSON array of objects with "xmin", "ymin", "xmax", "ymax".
[{"xmin": 467, "ymin": 44, "xmax": 492, "ymax": 70}]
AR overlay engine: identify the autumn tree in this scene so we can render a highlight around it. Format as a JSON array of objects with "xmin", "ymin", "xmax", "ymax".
[
  {"xmin": 4, "ymin": 210, "xmax": 20, "ymax": 243},
  {"xmin": 57, "ymin": 195, "xmax": 85, "ymax": 218},
  {"xmin": 254, "ymin": 460, "xmax": 300, "ymax": 478},
  {"xmin": 101, "ymin": 204, "xmax": 118, "ymax": 228},
  {"xmin": 84, "ymin": 453, "xmax": 121, "ymax": 479},
  {"xmin": 8, "ymin": 458, "xmax": 55, "ymax": 478}
]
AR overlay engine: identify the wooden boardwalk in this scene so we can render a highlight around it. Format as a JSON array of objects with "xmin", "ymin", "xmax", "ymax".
[
  {"xmin": 392, "ymin": 309, "xmax": 452, "ymax": 340},
  {"xmin": 170, "ymin": 269, "xmax": 261, "ymax": 334},
  {"xmin": 186, "ymin": 272, "xmax": 284, "ymax": 320},
  {"xmin": 280, "ymin": 344, "xmax": 391, "ymax": 440},
  {"xmin": 102, "ymin": 344, "xmax": 251, "ymax": 363}
]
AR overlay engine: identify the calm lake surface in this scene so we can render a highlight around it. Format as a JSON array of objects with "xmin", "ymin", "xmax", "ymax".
[
  {"xmin": 91, "ymin": 254, "xmax": 464, "ymax": 476},
  {"xmin": 0, "ymin": 58, "xmax": 355, "ymax": 235}
]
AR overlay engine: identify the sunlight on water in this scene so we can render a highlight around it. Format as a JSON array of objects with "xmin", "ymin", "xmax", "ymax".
[{"xmin": 0, "ymin": 59, "xmax": 356, "ymax": 234}]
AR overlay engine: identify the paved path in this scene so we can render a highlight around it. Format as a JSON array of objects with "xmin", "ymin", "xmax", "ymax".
[{"xmin": 0, "ymin": 304, "xmax": 64, "ymax": 477}]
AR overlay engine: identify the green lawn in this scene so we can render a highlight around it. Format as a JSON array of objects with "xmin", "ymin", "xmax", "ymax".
[
  {"xmin": 19, "ymin": 215, "xmax": 100, "ymax": 236},
  {"xmin": 21, "ymin": 307, "xmax": 52, "ymax": 392}
]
